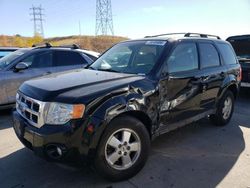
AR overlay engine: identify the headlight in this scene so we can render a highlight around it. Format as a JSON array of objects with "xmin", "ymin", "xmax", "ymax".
[
  {"xmin": 16, "ymin": 93, "xmax": 20, "ymax": 101},
  {"xmin": 45, "ymin": 103, "xmax": 85, "ymax": 125}
]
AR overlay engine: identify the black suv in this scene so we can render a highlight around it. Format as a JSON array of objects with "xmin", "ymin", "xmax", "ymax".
[
  {"xmin": 227, "ymin": 35, "xmax": 250, "ymax": 87},
  {"xmin": 13, "ymin": 33, "xmax": 241, "ymax": 181}
]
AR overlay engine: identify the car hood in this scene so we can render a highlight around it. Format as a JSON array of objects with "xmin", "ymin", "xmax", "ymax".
[{"xmin": 19, "ymin": 69, "xmax": 145, "ymax": 104}]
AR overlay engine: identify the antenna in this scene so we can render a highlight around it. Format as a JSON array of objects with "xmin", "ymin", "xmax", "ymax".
[
  {"xmin": 95, "ymin": 0, "xmax": 114, "ymax": 36},
  {"xmin": 30, "ymin": 5, "xmax": 45, "ymax": 37}
]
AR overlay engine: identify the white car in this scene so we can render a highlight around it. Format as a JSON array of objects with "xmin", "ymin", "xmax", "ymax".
[{"xmin": 77, "ymin": 49, "xmax": 100, "ymax": 61}]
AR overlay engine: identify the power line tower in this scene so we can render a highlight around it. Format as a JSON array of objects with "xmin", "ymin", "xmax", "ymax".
[
  {"xmin": 95, "ymin": 0, "xmax": 114, "ymax": 36},
  {"xmin": 30, "ymin": 5, "xmax": 45, "ymax": 37}
]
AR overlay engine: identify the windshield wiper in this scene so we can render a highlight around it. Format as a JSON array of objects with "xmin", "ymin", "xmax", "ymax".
[
  {"xmin": 97, "ymin": 69, "xmax": 120, "ymax": 73},
  {"xmin": 88, "ymin": 66, "xmax": 96, "ymax": 70}
]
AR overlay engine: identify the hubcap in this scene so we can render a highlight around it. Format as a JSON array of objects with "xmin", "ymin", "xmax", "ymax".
[
  {"xmin": 222, "ymin": 96, "xmax": 232, "ymax": 120},
  {"xmin": 105, "ymin": 128, "xmax": 141, "ymax": 170}
]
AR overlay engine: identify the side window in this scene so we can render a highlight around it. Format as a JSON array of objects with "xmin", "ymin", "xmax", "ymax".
[
  {"xmin": 167, "ymin": 43, "xmax": 198, "ymax": 73},
  {"xmin": 199, "ymin": 43, "xmax": 220, "ymax": 68},
  {"xmin": 21, "ymin": 51, "xmax": 53, "ymax": 68},
  {"xmin": 217, "ymin": 43, "xmax": 237, "ymax": 65},
  {"xmin": 55, "ymin": 51, "xmax": 87, "ymax": 66},
  {"xmin": 21, "ymin": 55, "xmax": 34, "ymax": 66}
]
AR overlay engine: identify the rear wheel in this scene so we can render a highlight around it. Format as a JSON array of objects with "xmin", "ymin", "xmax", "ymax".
[
  {"xmin": 210, "ymin": 90, "xmax": 235, "ymax": 126},
  {"xmin": 94, "ymin": 116, "xmax": 150, "ymax": 181}
]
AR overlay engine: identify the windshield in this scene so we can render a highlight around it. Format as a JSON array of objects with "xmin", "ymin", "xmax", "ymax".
[
  {"xmin": 0, "ymin": 50, "xmax": 15, "ymax": 58},
  {"xmin": 228, "ymin": 39, "xmax": 250, "ymax": 59},
  {"xmin": 90, "ymin": 41, "xmax": 166, "ymax": 75},
  {"xmin": 0, "ymin": 49, "xmax": 28, "ymax": 70}
]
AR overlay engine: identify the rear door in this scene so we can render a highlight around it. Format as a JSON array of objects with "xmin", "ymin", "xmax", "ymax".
[
  {"xmin": 4, "ymin": 50, "xmax": 54, "ymax": 104},
  {"xmin": 159, "ymin": 42, "xmax": 203, "ymax": 125},
  {"xmin": 198, "ymin": 41, "xmax": 225, "ymax": 110}
]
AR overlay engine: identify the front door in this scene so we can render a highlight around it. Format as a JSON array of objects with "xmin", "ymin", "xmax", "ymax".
[
  {"xmin": 4, "ymin": 50, "xmax": 54, "ymax": 104},
  {"xmin": 159, "ymin": 42, "xmax": 203, "ymax": 127}
]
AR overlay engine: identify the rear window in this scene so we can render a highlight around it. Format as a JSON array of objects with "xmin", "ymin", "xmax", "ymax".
[
  {"xmin": 199, "ymin": 43, "xmax": 220, "ymax": 68},
  {"xmin": 217, "ymin": 43, "xmax": 237, "ymax": 65}
]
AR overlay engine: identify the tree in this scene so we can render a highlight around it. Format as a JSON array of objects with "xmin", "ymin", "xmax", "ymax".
[
  {"xmin": 0, "ymin": 35, "xmax": 8, "ymax": 46},
  {"xmin": 27, "ymin": 35, "xmax": 43, "ymax": 47},
  {"xmin": 14, "ymin": 36, "xmax": 26, "ymax": 47}
]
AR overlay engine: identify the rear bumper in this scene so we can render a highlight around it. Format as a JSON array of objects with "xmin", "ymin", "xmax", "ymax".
[{"xmin": 12, "ymin": 110, "xmax": 95, "ymax": 161}]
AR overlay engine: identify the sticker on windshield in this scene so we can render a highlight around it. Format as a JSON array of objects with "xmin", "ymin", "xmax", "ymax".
[{"xmin": 145, "ymin": 41, "xmax": 167, "ymax": 46}]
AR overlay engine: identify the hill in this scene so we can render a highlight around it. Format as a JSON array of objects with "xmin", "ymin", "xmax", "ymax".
[{"xmin": 0, "ymin": 35, "xmax": 129, "ymax": 53}]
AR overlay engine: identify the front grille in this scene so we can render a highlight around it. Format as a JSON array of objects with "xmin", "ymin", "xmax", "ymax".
[{"xmin": 16, "ymin": 92, "xmax": 46, "ymax": 128}]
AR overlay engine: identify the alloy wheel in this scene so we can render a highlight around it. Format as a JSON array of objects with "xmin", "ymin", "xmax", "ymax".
[
  {"xmin": 222, "ymin": 96, "xmax": 233, "ymax": 120},
  {"xmin": 104, "ymin": 128, "xmax": 141, "ymax": 170}
]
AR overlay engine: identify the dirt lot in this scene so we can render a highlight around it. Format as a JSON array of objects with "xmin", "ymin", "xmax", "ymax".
[{"xmin": 0, "ymin": 91, "xmax": 250, "ymax": 188}]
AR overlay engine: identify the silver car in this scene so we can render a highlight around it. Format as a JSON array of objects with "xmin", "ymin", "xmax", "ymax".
[{"xmin": 0, "ymin": 45, "xmax": 98, "ymax": 109}]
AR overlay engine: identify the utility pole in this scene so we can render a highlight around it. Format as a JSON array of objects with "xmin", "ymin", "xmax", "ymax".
[
  {"xmin": 95, "ymin": 0, "xmax": 114, "ymax": 36},
  {"xmin": 30, "ymin": 5, "xmax": 45, "ymax": 37}
]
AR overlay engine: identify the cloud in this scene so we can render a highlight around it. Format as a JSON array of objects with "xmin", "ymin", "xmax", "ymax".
[{"xmin": 143, "ymin": 6, "xmax": 165, "ymax": 13}]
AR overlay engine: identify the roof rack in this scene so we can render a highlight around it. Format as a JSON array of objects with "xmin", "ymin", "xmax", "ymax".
[
  {"xmin": 32, "ymin": 43, "xmax": 80, "ymax": 49},
  {"xmin": 32, "ymin": 43, "xmax": 52, "ymax": 48},
  {"xmin": 55, "ymin": 44, "xmax": 80, "ymax": 49},
  {"xmin": 145, "ymin": 32, "xmax": 221, "ymax": 40}
]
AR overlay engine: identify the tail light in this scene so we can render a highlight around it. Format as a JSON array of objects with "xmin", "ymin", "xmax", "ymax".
[{"xmin": 238, "ymin": 66, "xmax": 242, "ymax": 81}]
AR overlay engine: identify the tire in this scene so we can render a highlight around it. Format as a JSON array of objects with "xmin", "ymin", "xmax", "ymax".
[
  {"xmin": 210, "ymin": 90, "xmax": 235, "ymax": 126},
  {"xmin": 94, "ymin": 115, "xmax": 150, "ymax": 181}
]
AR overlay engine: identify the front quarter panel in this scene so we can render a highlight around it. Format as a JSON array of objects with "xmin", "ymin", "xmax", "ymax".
[{"xmin": 85, "ymin": 79, "xmax": 160, "ymax": 149}]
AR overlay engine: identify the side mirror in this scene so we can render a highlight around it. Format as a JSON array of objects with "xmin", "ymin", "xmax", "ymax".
[{"xmin": 14, "ymin": 62, "xmax": 28, "ymax": 72}]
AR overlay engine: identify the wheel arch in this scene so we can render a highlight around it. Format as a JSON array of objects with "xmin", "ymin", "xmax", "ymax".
[
  {"xmin": 218, "ymin": 76, "xmax": 239, "ymax": 100},
  {"xmin": 112, "ymin": 110, "xmax": 153, "ymax": 138},
  {"xmin": 227, "ymin": 84, "xmax": 238, "ymax": 99}
]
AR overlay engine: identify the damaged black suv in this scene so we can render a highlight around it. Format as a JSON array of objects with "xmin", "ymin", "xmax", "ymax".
[{"xmin": 13, "ymin": 33, "xmax": 241, "ymax": 181}]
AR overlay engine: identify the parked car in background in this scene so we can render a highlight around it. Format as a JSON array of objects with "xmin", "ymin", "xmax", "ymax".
[
  {"xmin": 13, "ymin": 33, "xmax": 241, "ymax": 181},
  {"xmin": 0, "ymin": 43, "xmax": 96, "ymax": 109},
  {"xmin": 0, "ymin": 47, "xmax": 19, "ymax": 58},
  {"xmin": 77, "ymin": 49, "xmax": 100, "ymax": 61},
  {"xmin": 227, "ymin": 35, "xmax": 250, "ymax": 87}
]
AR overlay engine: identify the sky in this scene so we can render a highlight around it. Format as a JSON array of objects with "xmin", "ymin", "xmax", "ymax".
[{"xmin": 0, "ymin": 0, "xmax": 250, "ymax": 39}]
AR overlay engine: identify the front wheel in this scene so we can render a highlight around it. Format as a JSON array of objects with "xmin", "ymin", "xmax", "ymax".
[
  {"xmin": 94, "ymin": 116, "xmax": 150, "ymax": 181},
  {"xmin": 210, "ymin": 90, "xmax": 235, "ymax": 126}
]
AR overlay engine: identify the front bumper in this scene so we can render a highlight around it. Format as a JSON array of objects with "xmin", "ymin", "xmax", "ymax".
[{"xmin": 12, "ymin": 110, "xmax": 98, "ymax": 161}]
